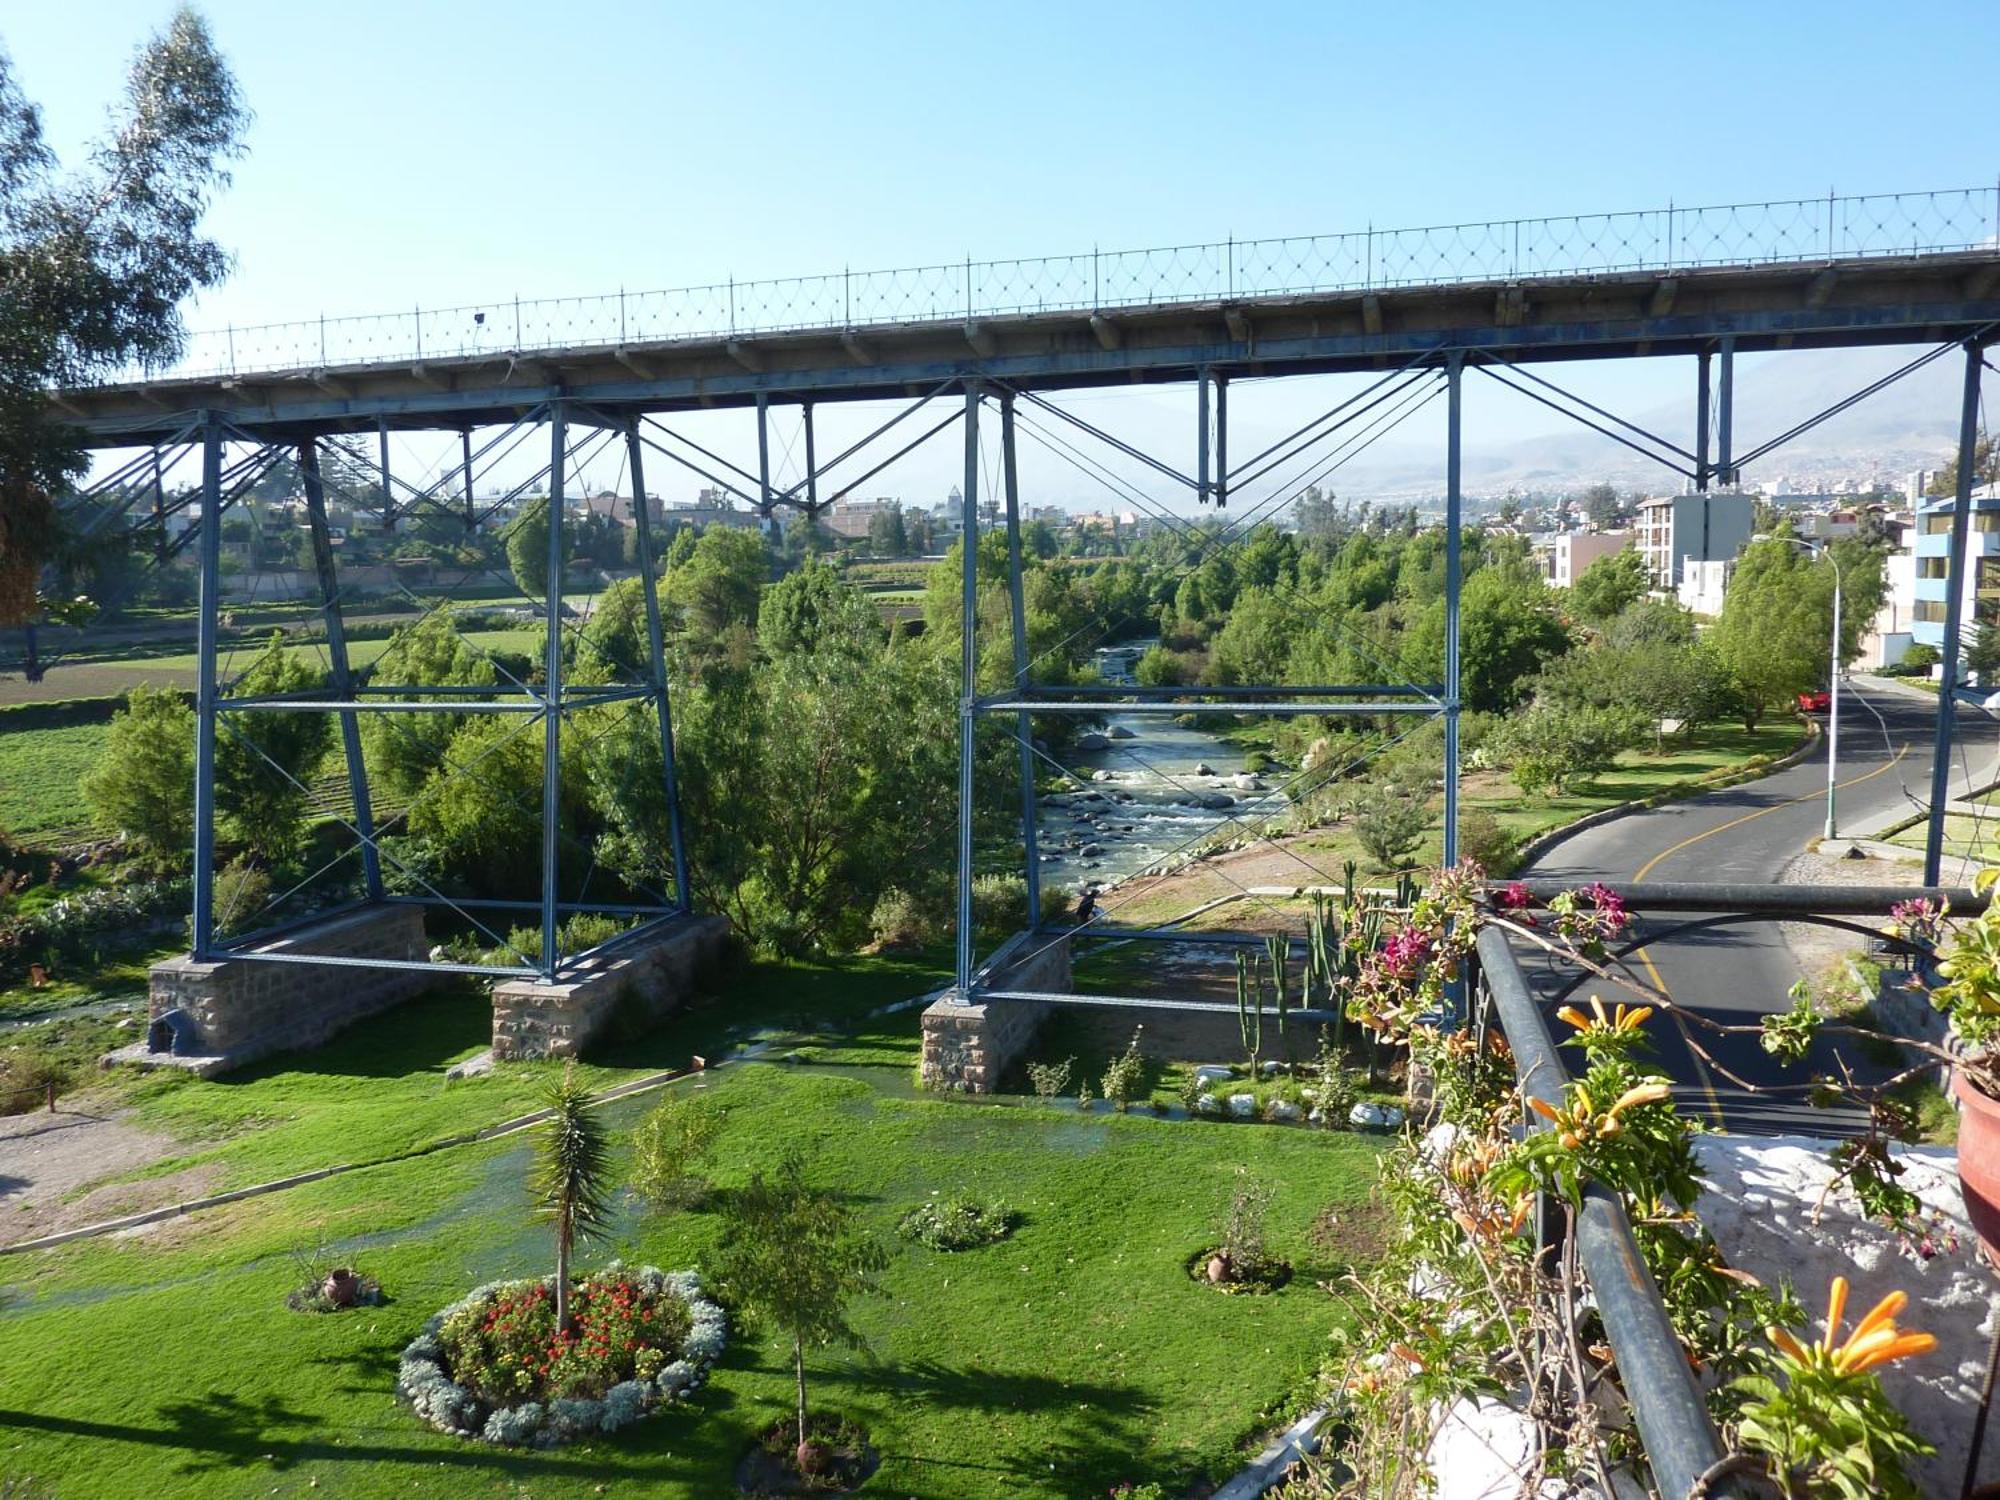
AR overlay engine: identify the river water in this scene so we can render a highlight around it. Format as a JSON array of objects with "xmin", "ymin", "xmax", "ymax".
[{"xmin": 1033, "ymin": 644, "xmax": 1292, "ymax": 895}]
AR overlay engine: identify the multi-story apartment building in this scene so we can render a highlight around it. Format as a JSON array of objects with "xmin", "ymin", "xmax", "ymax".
[
  {"xmin": 1634, "ymin": 493, "xmax": 1755, "ymax": 593},
  {"xmin": 1912, "ymin": 482, "xmax": 2000, "ymax": 652}
]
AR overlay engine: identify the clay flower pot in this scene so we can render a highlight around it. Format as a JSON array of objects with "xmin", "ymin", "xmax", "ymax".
[
  {"xmin": 1206, "ymin": 1254, "xmax": 1232, "ymax": 1285},
  {"xmin": 1952, "ymin": 1068, "xmax": 2000, "ymax": 1268},
  {"xmin": 321, "ymin": 1268, "xmax": 361, "ymax": 1308},
  {"xmin": 796, "ymin": 1439, "xmax": 829, "ymax": 1476}
]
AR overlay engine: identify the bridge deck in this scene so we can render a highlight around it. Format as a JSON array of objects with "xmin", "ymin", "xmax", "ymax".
[{"xmin": 55, "ymin": 253, "xmax": 2000, "ymax": 446}]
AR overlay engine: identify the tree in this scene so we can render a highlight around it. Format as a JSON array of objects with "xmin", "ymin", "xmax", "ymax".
[
  {"xmin": 1925, "ymin": 432, "xmax": 1999, "ymax": 497},
  {"xmin": 502, "ymin": 498, "xmax": 573, "ymax": 600},
  {"xmin": 1405, "ymin": 564, "xmax": 1572, "ymax": 713},
  {"xmin": 631, "ymin": 1092, "xmax": 723, "ymax": 1213},
  {"xmin": 1292, "ymin": 486, "xmax": 1348, "ymax": 544},
  {"xmin": 1498, "ymin": 704, "xmax": 1644, "ymax": 794},
  {"xmin": 360, "ymin": 611, "xmax": 498, "ymax": 798},
  {"xmin": 1580, "ymin": 483, "xmax": 1622, "ymax": 529},
  {"xmin": 534, "ymin": 1063, "xmax": 610, "ymax": 1336},
  {"xmin": 1568, "ymin": 547, "xmax": 1651, "ymax": 624},
  {"xmin": 665, "ymin": 525, "xmax": 767, "ymax": 657},
  {"xmin": 1708, "ymin": 537, "xmax": 1869, "ymax": 728},
  {"xmin": 215, "ymin": 635, "xmax": 331, "ymax": 860},
  {"xmin": 0, "ymin": 10, "xmax": 247, "ymax": 624},
  {"xmin": 81, "ymin": 686, "xmax": 193, "ymax": 864},
  {"xmin": 1968, "ymin": 622, "xmax": 2000, "ymax": 685},
  {"xmin": 716, "ymin": 1148, "xmax": 886, "ymax": 1460},
  {"xmin": 1352, "ymin": 781, "xmax": 1427, "ymax": 871},
  {"xmin": 866, "ymin": 502, "xmax": 907, "ymax": 559}
]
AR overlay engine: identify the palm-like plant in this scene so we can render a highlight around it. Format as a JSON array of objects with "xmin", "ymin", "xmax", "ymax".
[{"xmin": 534, "ymin": 1063, "xmax": 611, "ymax": 1334}]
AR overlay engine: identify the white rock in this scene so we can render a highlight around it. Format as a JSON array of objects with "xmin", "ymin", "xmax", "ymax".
[
  {"xmin": 1260, "ymin": 1060, "xmax": 1283, "ymax": 1077},
  {"xmin": 1232, "ymin": 774, "xmax": 1264, "ymax": 791},
  {"xmin": 1193, "ymin": 761, "xmax": 1215, "ymax": 776},
  {"xmin": 1349, "ymin": 1101, "xmax": 1406, "ymax": 1131},
  {"xmin": 1193, "ymin": 1065, "xmax": 1233, "ymax": 1085},
  {"xmin": 1092, "ymin": 769, "xmax": 1116, "ymax": 782},
  {"xmin": 445, "ymin": 1049, "xmax": 495, "ymax": 1081},
  {"xmin": 1228, "ymin": 1093, "xmax": 1258, "ymax": 1118},
  {"xmin": 1195, "ymin": 1093, "xmax": 1220, "ymax": 1114},
  {"xmin": 1266, "ymin": 1100, "xmax": 1302, "ymax": 1123},
  {"xmin": 1695, "ymin": 1133, "xmax": 1995, "ymax": 1495}
]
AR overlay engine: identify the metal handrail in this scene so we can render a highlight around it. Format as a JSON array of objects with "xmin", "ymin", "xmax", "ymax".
[
  {"xmin": 1473, "ymin": 924, "xmax": 1751, "ymax": 1500},
  {"xmin": 91, "ymin": 183, "xmax": 2000, "ymax": 384}
]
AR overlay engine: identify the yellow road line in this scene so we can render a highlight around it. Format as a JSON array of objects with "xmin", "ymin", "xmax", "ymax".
[{"xmin": 1624, "ymin": 742, "xmax": 1912, "ymax": 1131}]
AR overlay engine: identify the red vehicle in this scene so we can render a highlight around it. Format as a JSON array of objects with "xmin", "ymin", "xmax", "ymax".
[{"xmin": 1797, "ymin": 689, "xmax": 1832, "ymax": 714}]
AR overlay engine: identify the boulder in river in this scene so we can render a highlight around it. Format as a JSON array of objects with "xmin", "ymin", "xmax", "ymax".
[
  {"xmin": 1193, "ymin": 761, "xmax": 1215, "ymax": 776},
  {"xmin": 1075, "ymin": 732, "xmax": 1111, "ymax": 751},
  {"xmin": 1196, "ymin": 792, "xmax": 1233, "ymax": 810},
  {"xmin": 1108, "ymin": 725, "xmax": 1136, "ymax": 739}
]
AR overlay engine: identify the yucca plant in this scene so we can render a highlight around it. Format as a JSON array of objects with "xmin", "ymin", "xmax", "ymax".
[{"xmin": 534, "ymin": 1062, "xmax": 612, "ymax": 1334}]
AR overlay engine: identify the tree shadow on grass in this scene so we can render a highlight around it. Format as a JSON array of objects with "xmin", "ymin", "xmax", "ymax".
[{"xmin": 0, "ymin": 1382, "xmax": 735, "ymax": 1482}]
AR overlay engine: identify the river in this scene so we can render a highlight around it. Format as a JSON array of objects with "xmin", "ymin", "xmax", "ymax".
[{"xmin": 1033, "ymin": 644, "xmax": 1292, "ymax": 894}]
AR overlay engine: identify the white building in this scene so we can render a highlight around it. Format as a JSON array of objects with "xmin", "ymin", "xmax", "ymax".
[
  {"xmin": 1536, "ymin": 529, "xmax": 1632, "ymax": 589},
  {"xmin": 1635, "ymin": 493, "xmax": 1755, "ymax": 593}
]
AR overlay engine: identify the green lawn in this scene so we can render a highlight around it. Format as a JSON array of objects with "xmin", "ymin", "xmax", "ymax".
[
  {"xmin": 0, "ymin": 953, "xmax": 1380, "ymax": 1498},
  {"xmin": 0, "ymin": 721, "xmax": 106, "ymax": 838}
]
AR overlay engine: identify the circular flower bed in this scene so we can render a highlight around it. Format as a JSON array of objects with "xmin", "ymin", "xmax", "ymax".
[
  {"xmin": 896, "ymin": 1195, "xmax": 1019, "ymax": 1252},
  {"xmin": 397, "ymin": 1263, "xmax": 725, "ymax": 1447}
]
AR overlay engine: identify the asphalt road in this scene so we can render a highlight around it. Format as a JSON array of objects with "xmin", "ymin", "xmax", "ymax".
[{"xmin": 1520, "ymin": 685, "xmax": 1996, "ymax": 1135}]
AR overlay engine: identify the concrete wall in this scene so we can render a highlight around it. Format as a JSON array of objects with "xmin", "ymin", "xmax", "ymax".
[
  {"xmin": 143, "ymin": 904, "xmax": 436, "ymax": 1073},
  {"xmin": 490, "ymin": 914, "xmax": 730, "ymax": 1061},
  {"xmin": 919, "ymin": 931, "xmax": 1070, "ymax": 1093}
]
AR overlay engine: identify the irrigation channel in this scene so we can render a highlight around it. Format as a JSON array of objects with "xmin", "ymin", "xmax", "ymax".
[{"xmin": 1035, "ymin": 644, "xmax": 1290, "ymax": 892}]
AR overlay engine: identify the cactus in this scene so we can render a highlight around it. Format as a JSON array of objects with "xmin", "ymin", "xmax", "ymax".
[
  {"xmin": 1265, "ymin": 934, "xmax": 1291, "ymax": 1039},
  {"xmin": 1235, "ymin": 950, "xmax": 1262, "ymax": 1066}
]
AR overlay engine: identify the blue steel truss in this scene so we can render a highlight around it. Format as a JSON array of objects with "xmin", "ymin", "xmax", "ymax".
[{"xmin": 40, "ymin": 217, "xmax": 2000, "ymax": 995}]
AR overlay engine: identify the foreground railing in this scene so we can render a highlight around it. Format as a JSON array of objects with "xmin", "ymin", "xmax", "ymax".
[
  {"xmin": 1471, "ymin": 880, "xmax": 1985, "ymax": 1498},
  {"xmin": 104, "ymin": 184, "xmax": 2000, "ymax": 382},
  {"xmin": 1473, "ymin": 925, "xmax": 1746, "ymax": 1500}
]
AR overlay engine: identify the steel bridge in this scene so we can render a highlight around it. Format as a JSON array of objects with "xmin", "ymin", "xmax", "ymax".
[{"xmin": 46, "ymin": 184, "xmax": 2000, "ymax": 996}]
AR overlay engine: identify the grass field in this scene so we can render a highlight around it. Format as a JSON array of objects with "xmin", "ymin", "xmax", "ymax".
[
  {"xmin": 0, "ymin": 721, "xmax": 107, "ymax": 838},
  {"xmin": 0, "ymin": 953, "xmax": 1381, "ymax": 1498}
]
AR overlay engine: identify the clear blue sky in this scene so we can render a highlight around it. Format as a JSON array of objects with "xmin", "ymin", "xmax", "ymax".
[{"xmin": 9, "ymin": 2, "xmax": 1997, "ymax": 504}]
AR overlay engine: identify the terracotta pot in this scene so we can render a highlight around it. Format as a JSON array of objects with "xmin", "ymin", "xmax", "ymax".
[
  {"xmin": 796, "ymin": 1440, "xmax": 829, "ymax": 1476},
  {"xmin": 1206, "ymin": 1254, "xmax": 1231, "ymax": 1284},
  {"xmin": 1952, "ymin": 1068, "xmax": 2000, "ymax": 1269},
  {"xmin": 321, "ymin": 1268, "xmax": 361, "ymax": 1308}
]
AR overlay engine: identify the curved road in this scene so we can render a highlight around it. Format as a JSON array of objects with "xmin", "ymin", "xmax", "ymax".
[{"xmin": 1520, "ymin": 684, "xmax": 1997, "ymax": 1134}]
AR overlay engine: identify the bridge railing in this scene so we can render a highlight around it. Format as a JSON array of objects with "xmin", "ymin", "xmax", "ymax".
[{"xmin": 115, "ymin": 184, "xmax": 2000, "ymax": 384}]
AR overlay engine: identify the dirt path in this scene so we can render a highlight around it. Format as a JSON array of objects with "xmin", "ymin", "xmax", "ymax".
[{"xmin": 0, "ymin": 1096, "xmax": 215, "ymax": 1244}]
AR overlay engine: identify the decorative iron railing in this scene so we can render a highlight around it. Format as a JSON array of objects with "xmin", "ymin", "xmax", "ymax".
[{"xmin": 108, "ymin": 185, "xmax": 2000, "ymax": 383}]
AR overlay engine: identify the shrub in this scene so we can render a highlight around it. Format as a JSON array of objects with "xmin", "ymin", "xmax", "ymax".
[
  {"xmin": 0, "ymin": 1047, "xmax": 67, "ymax": 1117},
  {"xmin": 868, "ymin": 886, "xmax": 939, "ymax": 950},
  {"xmin": 1455, "ymin": 809, "xmax": 1517, "ymax": 875},
  {"xmin": 631, "ymin": 1092, "xmax": 723, "ymax": 1212},
  {"xmin": 1025, "ymin": 1055, "xmax": 1073, "ymax": 1101},
  {"xmin": 1352, "ymin": 782, "xmax": 1427, "ymax": 871},
  {"xmin": 1099, "ymin": 1026, "xmax": 1148, "ymax": 1110},
  {"xmin": 1498, "ymin": 703, "xmax": 1644, "ymax": 795},
  {"xmin": 209, "ymin": 855, "xmax": 272, "ymax": 940},
  {"xmin": 79, "ymin": 686, "xmax": 193, "ymax": 865},
  {"xmin": 1220, "ymin": 1169, "xmax": 1276, "ymax": 1277},
  {"xmin": 896, "ymin": 1195, "xmax": 1020, "ymax": 1252}
]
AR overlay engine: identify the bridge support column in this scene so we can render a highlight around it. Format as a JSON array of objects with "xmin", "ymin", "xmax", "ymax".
[
  {"xmin": 1214, "ymin": 372, "xmax": 1228, "ymax": 506},
  {"xmin": 1197, "ymin": 366, "xmax": 1211, "ymax": 504},
  {"xmin": 802, "ymin": 400, "xmax": 818, "ymax": 515},
  {"xmin": 625, "ymin": 419, "xmax": 692, "ymax": 912},
  {"xmin": 191, "ymin": 416, "xmax": 222, "ymax": 959},
  {"xmin": 1695, "ymin": 348, "xmax": 1712, "ymax": 491},
  {"xmin": 1716, "ymin": 336, "xmax": 1736, "ymax": 486},
  {"xmin": 376, "ymin": 415, "xmax": 394, "ymax": 529},
  {"xmin": 755, "ymin": 392, "xmax": 773, "ymax": 537},
  {"xmin": 999, "ymin": 392, "xmax": 1040, "ymax": 932},
  {"xmin": 301, "ymin": 438, "xmax": 382, "ymax": 900},
  {"xmin": 1926, "ymin": 338, "xmax": 1988, "ymax": 884},
  {"xmin": 1443, "ymin": 354, "xmax": 1463, "ymax": 865},
  {"xmin": 540, "ymin": 404, "xmax": 568, "ymax": 980},
  {"xmin": 955, "ymin": 383, "xmax": 982, "ymax": 995}
]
